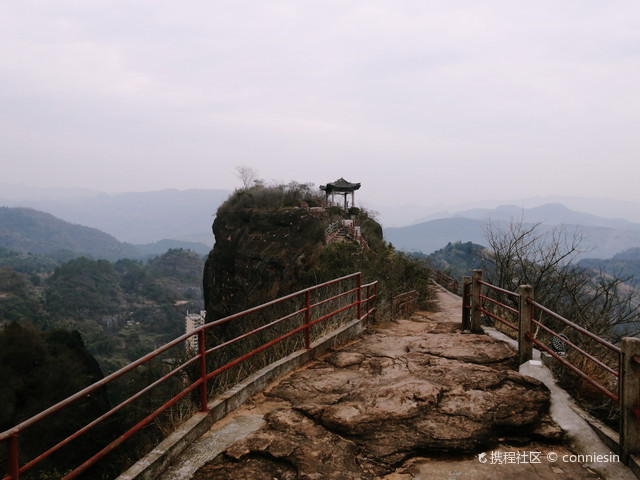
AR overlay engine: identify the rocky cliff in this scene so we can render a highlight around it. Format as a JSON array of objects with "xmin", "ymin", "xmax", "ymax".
[
  {"xmin": 203, "ymin": 202, "xmax": 327, "ymax": 320},
  {"xmin": 202, "ymin": 183, "xmax": 431, "ymax": 333}
]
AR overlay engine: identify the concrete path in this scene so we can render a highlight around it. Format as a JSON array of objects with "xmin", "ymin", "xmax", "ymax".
[
  {"xmin": 159, "ymin": 286, "xmax": 635, "ymax": 480},
  {"xmin": 158, "ymin": 414, "xmax": 266, "ymax": 480}
]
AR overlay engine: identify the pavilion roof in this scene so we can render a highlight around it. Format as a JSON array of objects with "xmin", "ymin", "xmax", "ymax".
[{"xmin": 319, "ymin": 177, "xmax": 361, "ymax": 193}]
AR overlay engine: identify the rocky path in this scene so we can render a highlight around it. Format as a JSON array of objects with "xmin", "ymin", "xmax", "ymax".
[{"xmin": 176, "ymin": 287, "xmax": 614, "ymax": 479}]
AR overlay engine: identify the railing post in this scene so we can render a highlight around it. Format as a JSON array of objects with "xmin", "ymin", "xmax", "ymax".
[
  {"xmin": 304, "ymin": 290, "xmax": 311, "ymax": 349},
  {"xmin": 356, "ymin": 273, "xmax": 362, "ymax": 320},
  {"xmin": 462, "ymin": 276, "xmax": 471, "ymax": 331},
  {"xmin": 197, "ymin": 329, "xmax": 208, "ymax": 412},
  {"xmin": 364, "ymin": 284, "xmax": 371, "ymax": 327},
  {"xmin": 620, "ymin": 337, "xmax": 640, "ymax": 464},
  {"xmin": 373, "ymin": 282, "xmax": 377, "ymax": 323},
  {"xmin": 8, "ymin": 430, "xmax": 19, "ymax": 480},
  {"xmin": 470, "ymin": 270, "xmax": 483, "ymax": 333},
  {"xmin": 518, "ymin": 285, "xmax": 534, "ymax": 365}
]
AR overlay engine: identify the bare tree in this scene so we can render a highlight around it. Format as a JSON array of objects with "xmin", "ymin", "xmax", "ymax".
[
  {"xmin": 482, "ymin": 216, "xmax": 640, "ymax": 342},
  {"xmin": 235, "ymin": 165, "xmax": 260, "ymax": 189},
  {"xmin": 483, "ymin": 217, "xmax": 585, "ymax": 308}
]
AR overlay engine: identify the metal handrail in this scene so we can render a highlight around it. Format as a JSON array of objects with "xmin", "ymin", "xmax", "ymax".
[
  {"xmin": 1, "ymin": 272, "xmax": 377, "ymax": 480},
  {"xmin": 392, "ymin": 290, "xmax": 418, "ymax": 315},
  {"xmin": 434, "ymin": 271, "xmax": 459, "ymax": 294},
  {"xmin": 526, "ymin": 299, "xmax": 621, "ymax": 355},
  {"xmin": 477, "ymin": 280, "xmax": 520, "ymax": 331},
  {"xmin": 472, "ymin": 276, "xmax": 622, "ymax": 407},
  {"xmin": 527, "ymin": 298, "xmax": 621, "ymax": 403}
]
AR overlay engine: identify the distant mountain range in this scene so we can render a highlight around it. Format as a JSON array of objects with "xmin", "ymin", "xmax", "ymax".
[
  {"xmin": 0, "ymin": 207, "xmax": 210, "ymax": 261},
  {"xmin": 0, "ymin": 185, "xmax": 230, "ymax": 245},
  {"xmin": 450, "ymin": 203, "xmax": 640, "ymax": 232},
  {"xmin": 366, "ymin": 195, "xmax": 640, "ymax": 228},
  {"xmin": 383, "ymin": 203, "xmax": 640, "ymax": 260},
  {"xmin": 2, "ymin": 185, "xmax": 640, "ymax": 262}
]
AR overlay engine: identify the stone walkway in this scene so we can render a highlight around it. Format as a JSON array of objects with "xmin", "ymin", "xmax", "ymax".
[{"xmin": 160, "ymin": 287, "xmax": 634, "ymax": 480}]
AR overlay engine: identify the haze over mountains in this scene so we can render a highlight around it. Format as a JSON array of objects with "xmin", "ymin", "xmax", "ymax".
[
  {"xmin": 0, "ymin": 185, "xmax": 229, "ymax": 246},
  {"xmin": 2, "ymin": 184, "xmax": 640, "ymax": 261},
  {"xmin": 368, "ymin": 196, "xmax": 640, "ymax": 228},
  {"xmin": 0, "ymin": 207, "xmax": 212, "ymax": 261},
  {"xmin": 384, "ymin": 203, "xmax": 640, "ymax": 260}
]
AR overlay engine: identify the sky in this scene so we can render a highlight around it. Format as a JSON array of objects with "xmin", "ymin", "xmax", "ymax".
[{"xmin": 2, "ymin": 1, "xmax": 640, "ymax": 208}]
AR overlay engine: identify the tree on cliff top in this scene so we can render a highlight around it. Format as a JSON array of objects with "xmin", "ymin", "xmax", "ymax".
[{"xmin": 235, "ymin": 165, "xmax": 261, "ymax": 190}]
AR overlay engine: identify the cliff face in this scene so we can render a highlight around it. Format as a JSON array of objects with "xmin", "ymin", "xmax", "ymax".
[
  {"xmin": 202, "ymin": 182, "xmax": 389, "ymax": 324},
  {"xmin": 203, "ymin": 204, "xmax": 327, "ymax": 320}
]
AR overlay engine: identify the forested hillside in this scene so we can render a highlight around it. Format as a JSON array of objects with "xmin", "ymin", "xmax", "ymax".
[
  {"xmin": 579, "ymin": 248, "xmax": 640, "ymax": 286},
  {"xmin": 0, "ymin": 206, "xmax": 140, "ymax": 260},
  {"xmin": 0, "ymin": 323, "xmax": 111, "ymax": 477},
  {"xmin": 426, "ymin": 241, "xmax": 487, "ymax": 282},
  {"xmin": 0, "ymin": 206, "xmax": 206, "ymax": 478},
  {"xmin": 0, "ymin": 248, "xmax": 205, "ymax": 374}
]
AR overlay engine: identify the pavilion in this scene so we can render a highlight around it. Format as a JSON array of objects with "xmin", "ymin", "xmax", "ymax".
[{"xmin": 319, "ymin": 178, "xmax": 361, "ymax": 211}]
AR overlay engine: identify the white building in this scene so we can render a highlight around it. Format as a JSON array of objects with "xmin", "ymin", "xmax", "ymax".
[{"xmin": 185, "ymin": 310, "xmax": 206, "ymax": 352}]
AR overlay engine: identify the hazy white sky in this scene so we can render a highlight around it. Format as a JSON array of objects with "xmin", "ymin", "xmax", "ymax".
[{"xmin": 2, "ymin": 1, "xmax": 639, "ymax": 207}]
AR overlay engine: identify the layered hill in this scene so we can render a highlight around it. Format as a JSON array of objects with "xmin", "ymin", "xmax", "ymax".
[
  {"xmin": 579, "ymin": 247, "xmax": 640, "ymax": 284},
  {"xmin": 0, "ymin": 207, "xmax": 139, "ymax": 260},
  {"xmin": 384, "ymin": 203, "xmax": 640, "ymax": 260},
  {"xmin": 0, "ymin": 207, "xmax": 209, "ymax": 264},
  {"xmin": 0, "ymin": 186, "xmax": 229, "ymax": 245}
]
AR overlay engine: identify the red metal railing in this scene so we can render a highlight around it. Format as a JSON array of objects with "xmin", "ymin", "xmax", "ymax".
[
  {"xmin": 526, "ymin": 299, "xmax": 621, "ymax": 403},
  {"xmin": 434, "ymin": 271, "xmax": 459, "ymax": 294},
  {"xmin": 392, "ymin": 290, "xmax": 418, "ymax": 318},
  {"xmin": 475, "ymin": 277, "xmax": 621, "ymax": 405},
  {"xmin": 477, "ymin": 280, "xmax": 520, "ymax": 331},
  {"xmin": 467, "ymin": 272, "xmax": 640, "ymax": 463},
  {"xmin": 347, "ymin": 224, "xmax": 370, "ymax": 250},
  {"xmin": 1, "ymin": 273, "xmax": 376, "ymax": 480}
]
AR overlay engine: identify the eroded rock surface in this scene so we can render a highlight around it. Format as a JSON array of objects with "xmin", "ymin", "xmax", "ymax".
[{"xmin": 193, "ymin": 296, "xmax": 564, "ymax": 480}]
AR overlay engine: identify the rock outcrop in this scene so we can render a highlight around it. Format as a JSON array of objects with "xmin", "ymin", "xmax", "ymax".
[
  {"xmin": 201, "ymin": 185, "xmax": 390, "ymax": 337},
  {"xmin": 193, "ymin": 311, "xmax": 563, "ymax": 479},
  {"xmin": 203, "ymin": 205, "xmax": 326, "ymax": 320}
]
